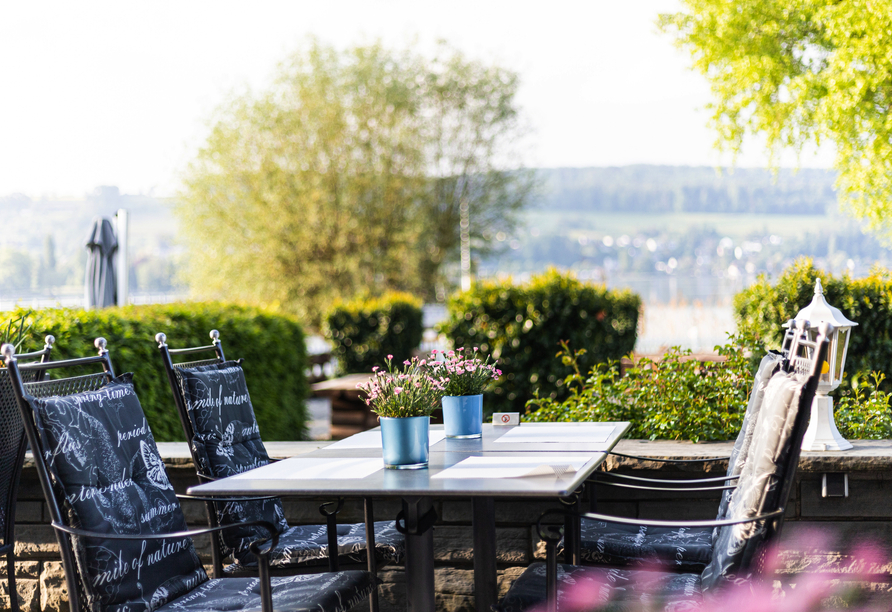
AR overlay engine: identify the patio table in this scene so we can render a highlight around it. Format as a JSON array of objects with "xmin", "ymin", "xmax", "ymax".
[{"xmin": 189, "ymin": 421, "xmax": 630, "ymax": 612}]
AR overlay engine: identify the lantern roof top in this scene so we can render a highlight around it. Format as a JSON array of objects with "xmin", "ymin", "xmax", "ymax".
[{"xmin": 786, "ymin": 279, "xmax": 858, "ymax": 329}]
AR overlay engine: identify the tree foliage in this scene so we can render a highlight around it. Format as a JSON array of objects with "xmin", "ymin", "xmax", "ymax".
[
  {"xmin": 178, "ymin": 40, "xmax": 534, "ymax": 327},
  {"xmin": 661, "ymin": 1, "xmax": 892, "ymax": 240}
]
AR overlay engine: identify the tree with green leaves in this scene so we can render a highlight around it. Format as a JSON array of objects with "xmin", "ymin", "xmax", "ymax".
[
  {"xmin": 661, "ymin": 1, "xmax": 892, "ymax": 241},
  {"xmin": 178, "ymin": 40, "xmax": 534, "ymax": 327}
]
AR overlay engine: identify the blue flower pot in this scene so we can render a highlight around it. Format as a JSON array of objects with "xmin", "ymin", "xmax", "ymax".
[
  {"xmin": 442, "ymin": 394, "xmax": 483, "ymax": 439},
  {"xmin": 380, "ymin": 416, "xmax": 430, "ymax": 469}
]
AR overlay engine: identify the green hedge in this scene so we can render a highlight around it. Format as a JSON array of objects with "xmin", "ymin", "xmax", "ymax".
[
  {"xmin": 735, "ymin": 258, "xmax": 892, "ymax": 393},
  {"xmin": 325, "ymin": 292, "xmax": 424, "ymax": 374},
  {"xmin": 440, "ymin": 269, "xmax": 641, "ymax": 414},
  {"xmin": 8, "ymin": 303, "xmax": 308, "ymax": 442}
]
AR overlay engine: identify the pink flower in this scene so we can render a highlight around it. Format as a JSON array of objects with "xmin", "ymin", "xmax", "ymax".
[
  {"xmin": 394, "ymin": 387, "xmax": 403, "ymax": 394},
  {"xmin": 387, "ymin": 354, "xmax": 393, "ymax": 359}
]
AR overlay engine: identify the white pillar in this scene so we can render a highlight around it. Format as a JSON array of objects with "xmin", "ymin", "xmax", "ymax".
[{"xmin": 115, "ymin": 208, "xmax": 129, "ymax": 306}]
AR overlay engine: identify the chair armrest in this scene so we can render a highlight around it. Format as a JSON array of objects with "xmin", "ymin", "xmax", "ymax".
[
  {"xmin": 177, "ymin": 493, "xmax": 280, "ymax": 503},
  {"xmin": 536, "ymin": 507, "xmax": 785, "ymax": 541},
  {"xmin": 595, "ymin": 472, "xmax": 740, "ymax": 485},
  {"xmin": 591, "ymin": 480, "xmax": 737, "ymax": 493},
  {"xmin": 608, "ymin": 451, "xmax": 730, "ymax": 464}
]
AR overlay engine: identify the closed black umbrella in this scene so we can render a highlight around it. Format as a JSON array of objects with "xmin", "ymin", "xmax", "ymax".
[{"xmin": 84, "ymin": 217, "xmax": 117, "ymax": 309}]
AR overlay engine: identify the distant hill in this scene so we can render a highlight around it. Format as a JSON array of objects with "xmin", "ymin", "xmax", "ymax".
[{"xmin": 535, "ymin": 166, "xmax": 838, "ymax": 215}]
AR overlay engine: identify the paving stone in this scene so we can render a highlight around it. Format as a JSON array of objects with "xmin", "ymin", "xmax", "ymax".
[
  {"xmin": 433, "ymin": 526, "xmax": 528, "ymax": 564},
  {"xmin": 14, "ymin": 525, "xmax": 59, "ymax": 558},
  {"xmin": 40, "ymin": 562, "xmax": 68, "ymax": 612},
  {"xmin": 498, "ymin": 566, "xmax": 526, "ymax": 598},
  {"xmin": 0, "ymin": 576, "xmax": 39, "ymax": 612},
  {"xmin": 0, "ymin": 560, "xmax": 40, "ymax": 579},
  {"xmin": 436, "ymin": 567, "xmax": 475, "ymax": 595},
  {"xmin": 377, "ymin": 568, "xmax": 406, "ymax": 612},
  {"xmin": 14, "ymin": 502, "xmax": 43, "ymax": 524}
]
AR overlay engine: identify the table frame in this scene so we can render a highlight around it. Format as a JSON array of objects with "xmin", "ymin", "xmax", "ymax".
[{"xmin": 189, "ymin": 422, "xmax": 630, "ymax": 612}]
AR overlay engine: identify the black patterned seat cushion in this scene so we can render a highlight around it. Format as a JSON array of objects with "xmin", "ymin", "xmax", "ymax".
[
  {"xmin": 175, "ymin": 361, "xmax": 289, "ymax": 561},
  {"xmin": 177, "ymin": 361, "xmax": 405, "ymax": 568},
  {"xmin": 156, "ymin": 570, "xmax": 376, "ymax": 612},
  {"xmin": 28, "ymin": 374, "xmax": 208, "ymax": 612},
  {"xmin": 228, "ymin": 520, "xmax": 405, "ymax": 571},
  {"xmin": 578, "ymin": 521, "xmax": 713, "ymax": 572},
  {"xmin": 570, "ymin": 353, "xmax": 784, "ymax": 574},
  {"xmin": 499, "ymin": 563, "xmax": 702, "ymax": 612}
]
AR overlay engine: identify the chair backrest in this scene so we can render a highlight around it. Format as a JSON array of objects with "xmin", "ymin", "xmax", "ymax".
[
  {"xmin": 700, "ymin": 320, "xmax": 830, "ymax": 591},
  {"xmin": 2, "ymin": 339, "xmax": 208, "ymax": 612},
  {"xmin": 156, "ymin": 331, "xmax": 287, "ymax": 564},
  {"xmin": 0, "ymin": 336, "xmax": 55, "ymax": 553}
]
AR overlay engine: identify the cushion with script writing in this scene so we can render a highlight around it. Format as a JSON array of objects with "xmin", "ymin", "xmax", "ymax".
[
  {"xmin": 27, "ymin": 374, "xmax": 207, "ymax": 612},
  {"xmin": 175, "ymin": 360, "xmax": 288, "ymax": 562}
]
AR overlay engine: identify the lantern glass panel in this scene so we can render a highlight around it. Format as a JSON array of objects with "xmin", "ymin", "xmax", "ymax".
[
  {"xmin": 834, "ymin": 327, "xmax": 849, "ymax": 383},
  {"xmin": 821, "ymin": 334, "xmax": 833, "ymax": 384}
]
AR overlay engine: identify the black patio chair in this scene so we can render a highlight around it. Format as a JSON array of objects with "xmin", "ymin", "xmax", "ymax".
[
  {"xmin": 154, "ymin": 331, "xmax": 402, "ymax": 610},
  {"xmin": 0, "ymin": 335, "xmax": 54, "ymax": 612},
  {"xmin": 564, "ymin": 337, "xmax": 789, "ymax": 571},
  {"xmin": 1, "ymin": 339, "xmax": 374, "ymax": 612},
  {"xmin": 499, "ymin": 322, "xmax": 831, "ymax": 612}
]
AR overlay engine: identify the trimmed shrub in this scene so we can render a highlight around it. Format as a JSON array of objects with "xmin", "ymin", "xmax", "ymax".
[
  {"xmin": 524, "ymin": 338, "xmax": 754, "ymax": 441},
  {"xmin": 325, "ymin": 292, "xmax": 424, "ymax": 374},
  {"xmin": 7, "ymin": 303, "xmax": 308, "ymax": 442},
  {"xmin": 440, "ymin": 269, "xmax": 641, "ymax": 414},
  {"xmin": 735, "ymin": 258, "xmax": 892, "ymax": 393}
]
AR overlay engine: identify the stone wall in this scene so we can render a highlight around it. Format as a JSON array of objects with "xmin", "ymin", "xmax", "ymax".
[{"xmin": 5, "ymin": 440, "xmax": 892, "ymax": 611}]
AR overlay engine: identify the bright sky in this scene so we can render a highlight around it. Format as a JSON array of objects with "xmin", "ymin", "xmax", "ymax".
[{"xmin": 0, "ymin": 1, "xmax": 834, "ymax": 199}]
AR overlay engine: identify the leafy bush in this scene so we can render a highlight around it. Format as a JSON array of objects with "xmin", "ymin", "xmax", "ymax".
[
  {"xmin": 325, "ymin": 292, "xmax": 424, "ymax": 374},
  {"xmin": 735, "ymin": 258, "xmax": 892, "ymax": 394},
  {"xmin": 836, "ymin": 371, "xmax": 892, "ymax": 440},
  {"xmin": 8, "ymin": 303, "xmax": 308, "ymax": 442},
  {"xmin": 524, "ymin": 337, "xmax": 756, "ymax": 441},
  {"xmin": 440, "ymin": 269, "xmax": 641, "ymax": 415},
  {"xmin": 527, "ymin": 332, "xmax": 892, "ymax": 441}
]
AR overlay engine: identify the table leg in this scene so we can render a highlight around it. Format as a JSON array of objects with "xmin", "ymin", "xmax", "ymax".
[
  {"xmin": 563, "ymin": 493, "xmax": 582, "ymax": 565},
  {"xmin": 402, "ymin": 497, "xmax": 436, "ymax": 612},
  {"xmin": 473, "ymin": 497, "xmax": 498, "ymax": 612}
]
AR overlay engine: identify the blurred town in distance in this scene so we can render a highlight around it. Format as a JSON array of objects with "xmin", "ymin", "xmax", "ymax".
[{"xmin": 3, "ymin": 166, "xmax": 890, "ymax": 352}]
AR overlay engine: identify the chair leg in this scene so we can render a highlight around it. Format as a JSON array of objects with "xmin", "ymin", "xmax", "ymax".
[
  {"xmin": 364, "ymin": 498, "xmax": 380, "ymax": 612},
  {"xmin": 320, "ymin": 499, "xmax": 344, "ymax": 572},
  {"xmin": 545, "ymin": 539, "xmax": 557, "ymax": 612},
  {"xmin": 7, "ymin": 549, "xmax": 19, "ymax": 612}
]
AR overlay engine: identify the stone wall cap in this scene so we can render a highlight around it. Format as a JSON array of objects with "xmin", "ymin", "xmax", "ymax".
[{"xmin": 22, "ymin": 439, "xmax": 892, "ymax": 472}]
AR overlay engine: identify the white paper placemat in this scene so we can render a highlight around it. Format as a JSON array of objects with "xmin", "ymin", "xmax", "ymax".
[
  {"xmin": 431, "ymin": 455, "xmax": 593, "ymax": 479},
  {"xmin": 494, "ymin": 424, "xmax": 615, "ymax": 444},
  {"xmin": 230, "ymin": 457, "xmax": 384, "ymax": 480},
  {"xmin": 327, "ymin": 429, "xmax": 447, "ymax": 450}
]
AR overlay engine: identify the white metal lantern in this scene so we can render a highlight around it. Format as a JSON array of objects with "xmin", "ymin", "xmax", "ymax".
[{"xmin": 785, "ymin": 279, "xmax": 858, "ymax": 451}]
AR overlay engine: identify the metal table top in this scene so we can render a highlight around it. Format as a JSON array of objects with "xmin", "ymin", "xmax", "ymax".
[
  {"xmin": 188, "ymin": 421, "xmax": 629, "ymax": 499},
  {"xmin": 188, "ymin": 449, "xmax": 606, "ymax": 498}
]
